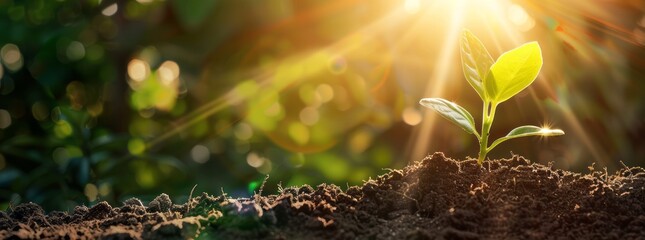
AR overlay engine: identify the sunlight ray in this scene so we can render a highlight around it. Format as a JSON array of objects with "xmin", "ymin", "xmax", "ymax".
[
  {"xmin": 560, "ymin": 103, "xmax": 609, "ymax": 166},
  {"xmin": 146, "ymin": 3, "xmax": 409, "ymax": 148},
  {"xmin": 410, "ymin": 1, "xmax": 466, "ymax": 161}
]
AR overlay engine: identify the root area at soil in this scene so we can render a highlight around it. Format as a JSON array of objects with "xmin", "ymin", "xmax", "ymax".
[{"xmin": 2, "ymin": 153, "xmax": 644, "ymax": 239}]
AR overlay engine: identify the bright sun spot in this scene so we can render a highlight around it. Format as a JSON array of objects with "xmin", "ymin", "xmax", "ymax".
[
  {"xmin": 404, "ymin": 0, "xmax": 421, "ymax": 14},
  {"xmin": 539, "ymin": 124, "xmax": 565, "ymax": 136},
  {"xmin": 402, "ymin": 0, "xmax": 530, "ymax": 33}
]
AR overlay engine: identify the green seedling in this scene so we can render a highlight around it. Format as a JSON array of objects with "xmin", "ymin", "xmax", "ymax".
[{"xmin": 420, "ymin": 30, "xmax": 564, "ymax": 165}]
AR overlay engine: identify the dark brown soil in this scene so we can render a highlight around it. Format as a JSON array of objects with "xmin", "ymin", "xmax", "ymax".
[{"xmin": 2, "ymin": 153, "xmax": 644, "ymax": 239}]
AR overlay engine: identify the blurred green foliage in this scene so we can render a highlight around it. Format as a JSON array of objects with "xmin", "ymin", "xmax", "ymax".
[
  {"xmin": 0, "ymin": 0, "xmax": 407, "ymax": 211},
  {"xmin": 0, "ymin": 0, "xmax": 643, "ymax": 211}
]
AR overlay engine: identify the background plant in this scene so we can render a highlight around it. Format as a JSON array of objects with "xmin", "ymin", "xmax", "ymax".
[
  {"xmin": 0, "ymin": 1, "xmax": 642, "ymax": 211},
  {"xmin": 420, "ymin": 30, "xmax": 564, "ymax": 165}
]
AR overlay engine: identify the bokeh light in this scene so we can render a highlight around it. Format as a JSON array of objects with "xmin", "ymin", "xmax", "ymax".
[
  {"xmin": 102, "ymin": 3, "xmax": 118, "ymax": 17},
  {"xmin": 65, "ymin": 41, "xmax": 86, "ymax": 61},
  {"xmin": 31, "ymin": 102, "xmax": 48, "ymax": 121},
  {"xmin": 234, "ymin": 123, "xmax": 254, "ymax": 141},
  {"xmin": 1, "ymin": 44, "xmax": 23, "ymax": 72},
  {"xmin": 84, "ymin": 184, "xmax": 98, "ymax": 202},
  {"xmin": 128, "ymin": 138, "xmax": 146, "ymax": 155},
  {"xmin": 158, "ymin": 61, "xmax": 180, "ymax": 86},
  {"xmin": 53, "ymin": 120, "xmax": 73, "ymax": 138},
  {"xmin": 0, "ymin": 109, "xmax": 11, "ymax": 129},
  {"xmin": 128, "ymin": 59, "xmax": 150, "ymax": 82},
  {"xmin": 190, "ymin": 144, "xmax": 210, "ymax": 164},
  {"xmin": 246, "ymin": 152, "xmax": 264, "ymax": 168},
  {"xmin": 403, "ymin": 111, "xmax": 421, "ymax": 128},
  {"xmin": 299, "ymin": 107, "xmax": 320, "ymax": 126}
]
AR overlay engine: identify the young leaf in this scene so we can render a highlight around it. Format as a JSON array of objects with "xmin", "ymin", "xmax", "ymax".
[
  {"xmin": 460, "ymin": 30, "xmax": 494, "ymax": 100},
  {"xmin": 419, "ymin": 98, "xmax": 478, "ymax": 136},
  {"xmin": 484, "ymin": 42, "xmax": 542, "ymax": 103},
  {"xmin": 488, "ymin": 125, "xmax": 564, "ymax": 151}
]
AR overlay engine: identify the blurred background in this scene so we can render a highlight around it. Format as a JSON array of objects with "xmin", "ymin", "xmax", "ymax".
[{"xmin": 0, "ymin": 0, "xmax": 643, "ymax": 211}]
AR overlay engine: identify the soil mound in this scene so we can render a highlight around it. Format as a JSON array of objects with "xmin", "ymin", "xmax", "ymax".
[{"xmin": 1, "ymin": 153, "xmax": 644, "ymax": 239}]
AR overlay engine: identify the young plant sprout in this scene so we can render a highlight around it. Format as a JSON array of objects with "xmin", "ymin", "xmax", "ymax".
[{"xmin": 420, "ymin": 30, "xmax": 564, "ymax": 165}]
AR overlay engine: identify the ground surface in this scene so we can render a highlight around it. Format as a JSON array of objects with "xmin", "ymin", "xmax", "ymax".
[{"xmin": 1, "ymin": 153, "xmax": 644, "ymax": 239}]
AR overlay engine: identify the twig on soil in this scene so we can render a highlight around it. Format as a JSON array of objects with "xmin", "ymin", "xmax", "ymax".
[
  {"xmin": 277, "ymin": 181, "xmax": 284, "ymax": 193},
  {"xmin": 618, "ymin": 161, "xmax": 636, "ymax": 181},
  {"xmin": 619, "ymin": 160, "xmax": 629, "ymax": 171},
  {"xmin": 361, "ymin": 177, "xmax": 375, "ymax": 184},
  {"xmin": 189, "ymin": 184, "xmax": 198, "ymax": 200},
  {"xmin": 259, "ymin": 175, "xmax": 270, "ymax": 196},
  {"xmin": 186, "ymin": 184, "xmax": 198, "ymax": 214},
  {"xmin": 7, "ymin": 195, "xmax": 20, "ymax": 212},
  {"xmin": 604, "ymin": 167, "xmax": 609, "ymax": 183},
  {"xmin": 221, "ymin": 187, "xmax": 229, "ymax": 201},
  {"xmin": 254, "ymin": 175, "xmax": 270, "ymax": 202}
]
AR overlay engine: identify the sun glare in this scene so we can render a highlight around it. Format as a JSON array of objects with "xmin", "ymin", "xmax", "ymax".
[
  {"xmin": 404, "ymin": 0, "xmax": 536, "ymax": 161},
  {"xmin": 539, "ymin": 127, "xmax": 552, "ymax": 135},
  {"xmin": 132, "ymin": 0, "xmax": 637, "ymax": 168},
  {"xmin": 146, "ymin": 0, "xmax": 540, "ymax": 158}
]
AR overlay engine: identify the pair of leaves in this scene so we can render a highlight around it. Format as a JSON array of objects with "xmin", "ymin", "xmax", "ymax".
[
  {"xmin": 419, "ymin": 98, "xmax": 477, "ymax": 136},
  {"xmin": 460, "ymin": 30, "xmax": 543, "ymax": 104},
  {"xmin": 419, "ymin": 98, "xmax": 564, "ymax": 145}
]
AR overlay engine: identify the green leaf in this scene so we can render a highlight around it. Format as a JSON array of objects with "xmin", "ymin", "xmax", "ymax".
[
  {"xmin": 460, "ymin": 30, "xmax": 494, "ymax": 100},
  {"xmin": 484, "ymin": 42, "xmax": 543, "ymax": 103},
  {"xmin": 506, "ymin": 125, "xmax": 564, "ymax": 137},
  {"xmin": 419, "ymin": 98, "xmax": 478, "ymax": 136},
  {"xmin": 488, "ymin": 125, "xmax": 564, "ymax": 151}
]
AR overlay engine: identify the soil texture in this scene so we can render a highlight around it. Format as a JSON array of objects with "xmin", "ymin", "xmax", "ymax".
[{"xmin": 1, "ymin": 153, "xmax": 644, "ymax": 239}]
